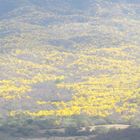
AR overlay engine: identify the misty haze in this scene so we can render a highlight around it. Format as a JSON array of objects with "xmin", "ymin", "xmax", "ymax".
[{"xmin": 0, "ymin": 0, "xmax": 140, "ymax": 140}]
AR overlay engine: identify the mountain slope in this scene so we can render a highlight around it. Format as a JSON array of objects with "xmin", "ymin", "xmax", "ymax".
[{"xmin": 0, "ymin": 0, "xmax": 140, "ymax": 126}]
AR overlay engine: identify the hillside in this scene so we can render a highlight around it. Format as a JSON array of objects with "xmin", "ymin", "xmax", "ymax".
[{"xmin": 0, "ymin": 0, "xmax": 140, "ymax": 138}]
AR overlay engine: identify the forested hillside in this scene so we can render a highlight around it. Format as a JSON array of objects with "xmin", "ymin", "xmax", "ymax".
[{"xmin": 0, "ymin": 0, "xmax": 140, "ymax": 139}]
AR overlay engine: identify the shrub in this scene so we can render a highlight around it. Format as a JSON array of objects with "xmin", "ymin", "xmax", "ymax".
[{"xmin": 65, "ymin": 126, "xmax": 78, "ymax": 136}]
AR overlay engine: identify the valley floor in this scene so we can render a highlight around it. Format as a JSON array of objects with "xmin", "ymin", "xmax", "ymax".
[{"xmin": 0, "ymin": 124, "xmax": 131, "ymax": 140}]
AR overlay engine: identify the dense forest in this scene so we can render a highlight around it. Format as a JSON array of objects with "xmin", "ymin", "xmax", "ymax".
[{"xmin": 0, "ymin": 0, "xmax": 140, "ymax": 139}]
